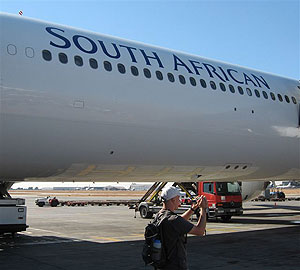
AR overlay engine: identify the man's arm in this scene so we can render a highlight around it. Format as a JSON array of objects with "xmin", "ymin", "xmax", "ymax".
[
  {"xmin": 188, "ymin": 207, "xmax": 206, "ymax": 236},
  {"xmin": 188, "ymin": 196, "xmax": 208, "ymax": 236},
  {"xmin": 181, "ymin": 207, "xmax": 195, "ymax": 221}
]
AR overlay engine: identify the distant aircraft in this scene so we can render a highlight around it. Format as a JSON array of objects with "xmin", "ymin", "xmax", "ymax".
[{"xmin": 0, "ymin": 13, "xmax": 299, "ymax": 200}]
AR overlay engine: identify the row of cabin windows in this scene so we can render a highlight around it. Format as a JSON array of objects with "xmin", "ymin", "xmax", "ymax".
[{"xmin": 42, "ymin": 50, "xmax": 298, "ymax": 105}]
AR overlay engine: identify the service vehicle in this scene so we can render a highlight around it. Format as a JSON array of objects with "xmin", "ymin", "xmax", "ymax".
[
  {"xmin": 199, "ymin": 181, "xmax": 243, "ymax": 221},
  {"xmin": 0, "ymin": 198, "xmax": 28, "ymax": 235},
  {"xmin": 35, "ymin": 196, "xmax": 59, "ymax": 207},
  {"xmin": 137, "ymin": 182, "xmax": 243, "ymax": 221}
]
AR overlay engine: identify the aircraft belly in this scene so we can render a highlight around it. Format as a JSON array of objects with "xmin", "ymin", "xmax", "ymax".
[{"xmin": 0, "ymin": 111, "xmax": 299, "ymax": 182}]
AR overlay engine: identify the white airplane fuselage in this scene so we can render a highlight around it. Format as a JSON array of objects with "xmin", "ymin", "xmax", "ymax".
[{"xmin": 0, "ymin": 13, "xmax": 299, "ymax": 183}]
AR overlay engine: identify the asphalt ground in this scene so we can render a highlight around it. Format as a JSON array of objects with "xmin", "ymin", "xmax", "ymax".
[{"xmin": 1, "ymin": 195, "xmax": 300, "ymax": 269}]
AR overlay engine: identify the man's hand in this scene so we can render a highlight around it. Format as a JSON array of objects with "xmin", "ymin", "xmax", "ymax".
[{"xmin": 192, "ymin": 195, "xmax": 208, "ymax": 210}]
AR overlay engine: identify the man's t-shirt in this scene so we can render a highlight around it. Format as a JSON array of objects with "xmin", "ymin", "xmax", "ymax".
[{"xmin": 156, "ymin": 209, "xmax": 194, "ymax": 270}]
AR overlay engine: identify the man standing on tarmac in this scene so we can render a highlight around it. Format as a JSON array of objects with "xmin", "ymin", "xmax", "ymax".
[{"xmin": 155, "ymin": 186, "xmax": 208, "ymax": 270}]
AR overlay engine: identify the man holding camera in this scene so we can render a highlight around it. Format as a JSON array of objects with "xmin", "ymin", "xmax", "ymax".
[{"xmin": 155, "ymin": 186, "xmax": 208, "ymax": 270}]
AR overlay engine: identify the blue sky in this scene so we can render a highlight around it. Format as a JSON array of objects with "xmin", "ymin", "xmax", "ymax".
[
  {"xmin": 1, "ymin": 0, "xmax": 299, "ymax": 79},
  {"xmin": 1, "ymin": 0, "xmax": 299, "ymax": 188}
]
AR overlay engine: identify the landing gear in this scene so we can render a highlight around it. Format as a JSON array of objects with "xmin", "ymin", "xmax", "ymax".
[{"xmin": 0, "ymin": 181, "xmax": 13, "ymax": 199}]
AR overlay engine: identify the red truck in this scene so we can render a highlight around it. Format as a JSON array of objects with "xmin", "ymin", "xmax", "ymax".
[
  {"xmin": 137, "ymin": 181, "xmax": 243, "ymax": 221},
  {"xmin": 197, "ymin": 181, "xmax": 243, "ymax": 221}
]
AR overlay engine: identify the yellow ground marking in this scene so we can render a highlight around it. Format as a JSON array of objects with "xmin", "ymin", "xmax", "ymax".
[
  {"xmin": 77, "ymin": 165, "xmax": 96, "ymax": 176},
  {"xmin": 206, "ymin": 228, "xmax": 239, "ymax": 232},
  {"xmin": 94, "ymin": 237, "xmax": 121, "ymax": 242}
]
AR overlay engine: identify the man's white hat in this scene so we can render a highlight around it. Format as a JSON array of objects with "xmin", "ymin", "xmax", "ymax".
[{"xmin": 161, "ymin": 186, "xmax": 181, "ymax": 201}]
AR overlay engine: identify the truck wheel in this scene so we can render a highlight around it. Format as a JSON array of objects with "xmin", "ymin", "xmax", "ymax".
[
  {"xmin": 50, "ymin": 199, "xmax": 59, "ymax": 207},
  {"xmin": 139, "ymin": 206, "xmax": 153, "ymax": 219},
  {"xmin": 221, "ymin": 215, "xmax": 232, "ymax": 222},
  {"xmin": 38, "ymin": 202, "xmax": 45, "ymax": 207}
]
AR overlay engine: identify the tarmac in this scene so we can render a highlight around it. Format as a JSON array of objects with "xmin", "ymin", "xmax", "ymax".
[{"xmin": 1, "ymin": 195, "xmax": 300, "ymax": 269}]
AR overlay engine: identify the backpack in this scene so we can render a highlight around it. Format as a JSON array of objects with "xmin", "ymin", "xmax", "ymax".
[{"xmin": 142, "ymin": 211, "xmax": 171, "ymax": 268}]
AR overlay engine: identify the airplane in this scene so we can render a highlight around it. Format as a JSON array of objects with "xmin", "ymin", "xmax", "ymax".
[{"xmin": 0, "ymin": 12, "xmax": 299, "ymax": 201}]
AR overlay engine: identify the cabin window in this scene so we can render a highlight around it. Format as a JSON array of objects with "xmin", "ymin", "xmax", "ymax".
[
  {"xmin": 179, "ymin": 75, "xmax": 186, "ymax": 84},
  {"xmin": 229, "ymin": 84, "xmax": 235, "ymax": 93},
  {"xmin": 254, "ymin": 89, "xmax": 260, "ymax": 98},
  {"xmin": 284, "ymin": 95, "xmax": 290, "ymax": 103},
  {"xmin": 74, "ymin": 55, "xmax": 83, "ymax": 66},
  {"xmin": 291, "ymin": 96, "xmax": 297, "ymax": 104},
  {"xmin": 238, "ymin": 86, "xmax": 244, "ymax": 95},
  {"xmin": 262, "ymin": 91, "xmax": 268, "ymax": 99},
  {"xmin": 25, "ymin": 47, "xmax": 34, "ymax": 58},
  {"xmin": 277, "ymin": 94, "xmax": 283, "ymax": 102},
  {"xmin": 156, "ymin": 71, "xmax": 163, "ymax": 80},
  {"xmin": 210, "ymin": 81, "xmax": 216, "ymax": 90},
  {"xmin": 7, "ymin": 44, "xmax": 17, "ymax": 55},
  {"xmin": 131, "ymin": 66, "xmax": 139, "ymax": 76},
  {"xmin": 200, "ymin": 79, "xmax": 207, "ymax": 88},
  {"xmin": 190, "ymin": 77, "xmax": 196, "ymax": 86},
  {"xmin": 270, "ymin": 92, "xmax": 276, "ymax": 101},
  {"xmin": 89, "ymin": 58, "xmax": 98, "ymax": 69},
  {"xmin": 59, "ymin": 53, "xmax": 68, "ymax": 64},
  {"xmin": 117, "ymin": 63, "xmax": 126, "ymax": 74},
  {"xmin": 246, "ymin": 88, "xmax": 252, "ymax": 96},
  {"xmin": 219, "ymin": 83, "xmax": 226, "ymax": 92},
  {"xmin": 42, "ymin": 50, "xmax": 52, "ymax": 61},
  {"xmin": 144, "ymin": 68, "xmax": 151, "ymax": 78},
  {"xmin": 104, "ymin": 61, "xmax": 112, "ymax": 71},
  {"xmin": 167, "ymin": 73, "xmax": 175, "ymax": 82}
]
